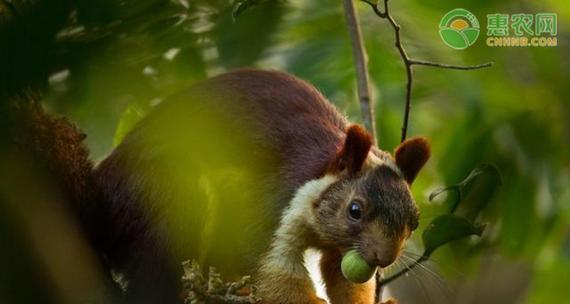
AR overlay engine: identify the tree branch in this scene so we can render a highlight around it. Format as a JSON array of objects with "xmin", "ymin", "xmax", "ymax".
[
  {"xmin": 359, "ymin": 0, "xmax": 493, "ymax": 143},
  {"xmin": 360, "ymin": 0, "xmax": 386, "ymax": 18},
  {"xmin": 410, "ymin": 59, "xmax": 493, "ymax": 70},
  {"xmin": 378, "ymin": 0, "xmax": 414, "ymax": 144},
  {"xmin": 343, "ymin": 0, "xmax": 377, "ymax": 145}
]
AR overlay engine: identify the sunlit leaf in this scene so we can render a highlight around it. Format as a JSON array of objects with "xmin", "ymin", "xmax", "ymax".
[{"xmin": 113, "ymin": 105, "xmax": 145, "ymax": 147}]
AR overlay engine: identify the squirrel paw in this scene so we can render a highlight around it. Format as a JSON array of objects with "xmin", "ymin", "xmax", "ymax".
[{"xmin": 381, "ymin": 298, "xmax": 398, "ymax": 304}]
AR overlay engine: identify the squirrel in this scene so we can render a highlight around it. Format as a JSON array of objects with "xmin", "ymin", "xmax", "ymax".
[{"xmin": 8, "ymin": 69, "xmax": 430, "ymax": 304}]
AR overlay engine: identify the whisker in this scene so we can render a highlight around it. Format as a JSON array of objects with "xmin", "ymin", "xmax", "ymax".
[
  {"xmin": 401, "ymin": 250, "xmax": 466, "ymax": 278},
  {"xmin": 400, "ymin": 254, "xmax": 452, "ymax": 303},
  {"xmin": 400, "ymin": 254, "xmax": 433, "ymax": 304},
  {"xmin": 401, "ymin": 253, "xmax": 444, "ymax": 282}
]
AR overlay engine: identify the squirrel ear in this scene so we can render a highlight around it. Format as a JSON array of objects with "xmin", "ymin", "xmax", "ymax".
[
  {"xmin": 394, "ymin": 137, "xmax": 431, "ymax": 184},
  {"xmin": 335, "ymin": 125, "xmax": 372, "ymax": 174}
]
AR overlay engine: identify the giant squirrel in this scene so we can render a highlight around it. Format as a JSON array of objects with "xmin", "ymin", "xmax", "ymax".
[{"xmin": 9, "ymin": 69, "xmax": 430, "ymax": 304}]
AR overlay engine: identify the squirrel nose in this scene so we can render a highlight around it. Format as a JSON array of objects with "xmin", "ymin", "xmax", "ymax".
[{"xmin": 375, "ymin": 251, "xmax": 398, "ymax": 268}]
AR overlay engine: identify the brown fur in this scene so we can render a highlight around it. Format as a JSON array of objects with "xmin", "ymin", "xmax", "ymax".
[
  {"xmin": 310, "ymin": 165, "xmax": 419, "ymax": 263},
  {"xmin": 394, "ymin": 137, "xmax": 431, "ymax": 184},
  {"xmin": 258, "ymin": 272, "xmax": 326, "ymax": 304},
  {"xmin": 4, "ymin": 93, "xmax": 121, "ymax": 298},
  {"xmin": 331, "ymin": 125, "xmax": 373, "ymax": 175},
  {"xmin": 5, "ymin": 94, "xmax": 103, "ymax": 237},
  {"xmin": 7, "ymin": 95, "xmax": 93, "ymax": 205}
]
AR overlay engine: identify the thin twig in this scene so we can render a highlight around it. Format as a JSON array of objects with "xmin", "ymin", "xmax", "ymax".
[
  {"xmin": 360, "ymin": 0, "xmax": 386, "ymax": 18},
  {"xmin": 410, "ymin": 59, "xmax": 493, "ymax": 70},
  {"xmin": 378, "ymin": 0, "xmax": 414, "ymax": 144},
  {"xmin": 374, "ymin": 269, "xmax": 384, "ymax": 303},
  {"xmin": 182, "ymin": 260, "xmax": 259, "ymax": 304},
  {"xmin": 358, "ymin": 0, "xmax": 493, "ymax": 143},
  {"xmin": 343, "ymin": 0, "xmax": 377, "ymax": 145}
]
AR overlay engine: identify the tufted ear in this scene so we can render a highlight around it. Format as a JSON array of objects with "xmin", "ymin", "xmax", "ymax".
[
  {"xmin": 334, "ymin": 125, "xmax": 372, "ymax": 175},
  {"xmin": 394, "ymin": 137, "xmax": 430, "ymax": 184}
]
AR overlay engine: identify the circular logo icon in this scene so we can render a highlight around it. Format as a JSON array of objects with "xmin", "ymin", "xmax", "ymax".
[{"xmin": 439, "ymin": 9, "xmax": 480, "ymax": 50}]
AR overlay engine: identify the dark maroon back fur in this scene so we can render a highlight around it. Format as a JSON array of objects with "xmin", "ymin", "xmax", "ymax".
[
  {"xmin": 210, "ymin": 69, "xmax": 349, "ymax": 188},
  {"xmin": 95, "ymin": 69, "xmax": 352, "ymax": 303}
]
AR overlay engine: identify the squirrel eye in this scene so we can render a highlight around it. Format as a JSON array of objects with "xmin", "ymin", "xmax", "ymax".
[{"xmin": 347, "ymin": 201, "xmax": 363, "ymax": 221}]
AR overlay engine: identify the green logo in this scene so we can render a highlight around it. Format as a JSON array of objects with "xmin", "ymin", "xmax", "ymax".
[{"xmin": 439, "ymin": 9, "xmax": 480, "ymax": 49}]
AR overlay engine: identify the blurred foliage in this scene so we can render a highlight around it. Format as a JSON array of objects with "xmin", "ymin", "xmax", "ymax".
[{"xmin": 0, "ymin": 0, "xmax": 569, "ymax": 303}]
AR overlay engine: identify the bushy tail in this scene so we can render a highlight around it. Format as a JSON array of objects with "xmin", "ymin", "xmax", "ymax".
[
  {"xmin": 4, "ymin": 92, "xmax": 95, "ymax": 220},
  {"xmin": 1, "ymin": 92, "xmax": 123, "ymax": 301}
]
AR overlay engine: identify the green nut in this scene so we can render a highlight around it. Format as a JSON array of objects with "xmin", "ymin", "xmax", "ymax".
[{"xmin": 340, "ymin": 249, "xmax": 377, "ymax": 284}]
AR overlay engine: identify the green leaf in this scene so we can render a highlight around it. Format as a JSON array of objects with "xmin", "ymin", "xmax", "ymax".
[
  {"xmin": 113, "ymin": 104, "xmax": 145, "ymax": 147},
  {"xmin": 422, "ymin": 214, "xmax": 485, "ymax": 256},
  {"xmin": 429, "ymin": 163, "xmax": 502, "ymax": 213}
]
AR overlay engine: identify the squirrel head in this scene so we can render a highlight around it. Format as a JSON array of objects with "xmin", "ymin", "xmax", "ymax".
[{"xmin": 313, "ymin": 125, "xmax": 430, "ymax": 268}]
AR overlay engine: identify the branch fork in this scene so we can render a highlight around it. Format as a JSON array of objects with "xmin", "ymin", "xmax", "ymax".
[{"xmin": 354, "ymin": 0, "xmax": 493, "ymax": 142}]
